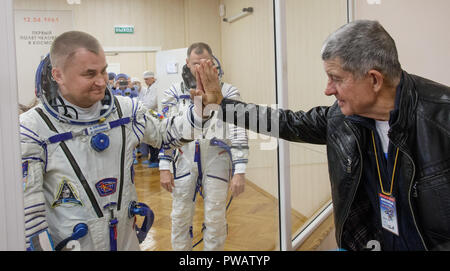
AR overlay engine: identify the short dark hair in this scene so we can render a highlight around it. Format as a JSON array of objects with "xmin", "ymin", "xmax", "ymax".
[
  {"xmin": 187, "ymin": 42, "xmax": 212, "ymax": 58},
  {"xmin": 50, "ymin": 31, "xmax": 102, "ymax": 69}
]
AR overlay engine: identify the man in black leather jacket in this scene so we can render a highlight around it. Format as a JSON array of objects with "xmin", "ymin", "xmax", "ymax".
[{"xmin": 193, "ymin": 20, "xmax": 450, "ymax": 251}]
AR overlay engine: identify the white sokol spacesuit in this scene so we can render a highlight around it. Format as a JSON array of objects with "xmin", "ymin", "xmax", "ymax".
[
  {"xmin": 20, "ymin": 57, "xmax": 200, "ymax": 251},
  {"xmin": 160, "ymin": 79, "xmax": 249, "ymax": 251}
]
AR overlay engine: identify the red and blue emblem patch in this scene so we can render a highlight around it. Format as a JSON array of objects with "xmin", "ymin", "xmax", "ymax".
[
  {"xmin": 22, "ymin": 161, "xmax": 29, "ymax": 191},
  {"xmin": 95, "ymin": 178, "xmax": 117, "ymax": 197}
]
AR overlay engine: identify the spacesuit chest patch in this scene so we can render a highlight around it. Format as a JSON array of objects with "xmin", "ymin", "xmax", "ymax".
[
  {"xmin": 95, "ymin": 178, "xmax": 117, "ymax": 197},
  {"xmin": 52, "ymin": 179, "xmax": 83, "ymax": 208},
  {"xmin": 148, "ymin": 109, "xmax": 164, "ymax": 120}
]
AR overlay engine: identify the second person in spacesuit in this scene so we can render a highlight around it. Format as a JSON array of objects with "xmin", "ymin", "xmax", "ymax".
[{"xmin": 159, "ymin": 42, "xmax": 249, "ymax": 251}]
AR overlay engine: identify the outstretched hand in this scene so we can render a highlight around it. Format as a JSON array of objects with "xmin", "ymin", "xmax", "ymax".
[{"xmin": 189, "ymin": 59, "xmax": 224, "ymax": 107}]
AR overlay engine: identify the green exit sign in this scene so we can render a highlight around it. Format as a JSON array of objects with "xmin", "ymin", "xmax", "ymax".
[{"xmin": 114, "ymin": 25, "xmax": 134, "ymax": 34}]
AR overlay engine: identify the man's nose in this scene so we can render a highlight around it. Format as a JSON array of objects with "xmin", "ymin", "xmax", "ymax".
[
  {"xmin": 324, "ymin": 80, "xmax": 336, "ymax": 96},
  {"xmin": 95, "ymin": 74, "xmax": 107, "ymax": 87}
]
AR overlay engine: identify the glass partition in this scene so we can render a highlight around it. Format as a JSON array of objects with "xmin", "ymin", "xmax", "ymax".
[
  {"xmin": 284, "ymin": 0, "xmax": 348, "ymax": 249},
  {"xmin": 13, "ymin": 0, "xmax": 280, "ymax": 251},
  {"xmin": 9, "ymin": 0, "xmax": 450, "ymax": 252}
]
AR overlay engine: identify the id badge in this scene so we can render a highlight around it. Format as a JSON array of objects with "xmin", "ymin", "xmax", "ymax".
[{"xmin": 379, "ymin": 193, "xmax": 399, "ymax": 236}]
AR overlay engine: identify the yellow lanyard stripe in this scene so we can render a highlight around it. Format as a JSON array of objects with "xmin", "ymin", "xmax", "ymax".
[{"xmin": 371, "ymin": 131, "xmax": 400, "ymax": 196}]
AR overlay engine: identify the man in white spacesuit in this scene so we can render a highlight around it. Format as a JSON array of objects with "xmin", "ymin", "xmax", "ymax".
[
  {"xmin": 20, "ymin": 31, "xmax": 204, "ymax": 251},
  {"xmin": 159, "ymin": 42, "xmax": 249, "ymax": 251}
]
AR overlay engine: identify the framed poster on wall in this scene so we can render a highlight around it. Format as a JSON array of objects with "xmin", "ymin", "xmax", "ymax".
[{"xmin": 14, "ymin": 10, "xmax": 73, "ymax": 105}]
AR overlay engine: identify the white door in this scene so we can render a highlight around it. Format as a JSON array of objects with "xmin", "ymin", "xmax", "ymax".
[{"xmin": 155, "ymin": 48, "xmax": 187, "ymax": 112}]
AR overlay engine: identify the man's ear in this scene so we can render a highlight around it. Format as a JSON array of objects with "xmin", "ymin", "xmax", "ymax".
[
  {"xmin": 51, "ymin": 67, "xmax": 63, "ymax": 85},
  {"xmin": 368, "ymin": 69, "xmax": 384, "ymax": 93}
]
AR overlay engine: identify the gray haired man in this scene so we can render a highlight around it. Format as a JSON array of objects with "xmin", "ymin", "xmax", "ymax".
[{"xmin": 196, "ymin": 20, "xmax": 450, "ymax": 251}]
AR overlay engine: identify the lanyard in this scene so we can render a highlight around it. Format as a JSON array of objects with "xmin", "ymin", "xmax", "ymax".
[{"xmin": 371, "ymin": 131, "xmax": 400, "ymax": 196}]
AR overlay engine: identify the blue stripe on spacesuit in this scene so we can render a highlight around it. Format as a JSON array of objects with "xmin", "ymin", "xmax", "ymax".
[
  {"xmin": 210, "ymin": 138, "xmax": 235, "ymax": 176},
  {"xmin": 42, "ymin": 101, "xmax": 107, "ymax": 126},
  {"xmin": 47, "ymin": 132, "xmax": 74, "ymax": 144},
  {"xmin": 188, "ymin": 104, "xmax": 196, "ymax": 128},
  {"xmin": 193, "ymin": 141, "xmax": 203, "ymax": 202},
  {"xmin": 132, "ymin": 123, "xmax": 144, "ymax": 142},
  {"xmin": 179, "ymin": 95, "xmax": 191, "ymax": 100},
  {"xmin": 22, "ymin": 156, "xmax": 45, "ymax": 164},
  {"xmin": 159, "ymin": 155, "xmax": 173, "ymax": 161},
  {"xmin": 134, "ymin": 116, "xmax": 145, "ymax": 131},
  {"xmin": 174, "ymin": 172, "xmax": 191, "ymax": 180},
  {"xmin": 25, "ymin": 219, "xmax": 46, "ymax": 231},
  {"xmin": 233, "ymin": 159, "xmax": 249, "ymax": 164},
  {"xmin": 20, "ymin": 131, "xmax": 49, "ymax": 172},
  {"xmin": 108, "ymin": 117, "xmax": 131, "ymax": 129},
  {"xmin": 206, "ymin": 174, "xmax": 228, "ymax": 183},
  {"xmin": 25, "ymin": 215, "xmax": 46, "ymax": 224},
  {"xmin": 166, "ymin": 87, "xmax": 179, "ymax": 101},
  {"xmin": 24, "ymin": 203, "xmax": 45, "ymax": 210},
  {"xmin": 131, "ymin": 98, "xmax": 145, "ymax": 141},
  {"xmin": 24, "ymin": 209, "xmax": 44, "ymax": 217},
  {"xmin": 225, "ymin": 89, "xmax": 238, "ymax": 99},
  {"xmin": 162, "ymin": 100, "xmax": 177, "ymax": 105},
  {"xmin": 25, "ymin": 227, "xmax": 49, "ymax": 240},
  {"xmin": 224, "ymin": 85, "xmax": 233, "ymax": 96},
  {"xmin": 161, "ymin": 106, "xmax": 170, "ymax": 118},
  {"xmin": 20, "ymin": 124, "xmax": 40, "ymax": 138},
  {"xmin": 133, "ymin": 103, "xmax": 145, "ymax": 131},
  {"xmin": 20, "ymin": 132, "xmax": 44, "ymax": 145}
]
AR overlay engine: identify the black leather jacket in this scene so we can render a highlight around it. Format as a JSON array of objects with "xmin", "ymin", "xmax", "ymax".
[{"xmin": 220, "ymin": 71, "xmax": 450, "ymax": 250}]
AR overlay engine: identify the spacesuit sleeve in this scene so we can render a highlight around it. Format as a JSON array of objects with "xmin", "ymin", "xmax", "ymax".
[
  {"xmin": 157, "ymin": 85, "xmax": 181, "ymax": 170},
  {"xmin": 19, "ymin": 122, "xmax": 54, "ymax": 251},
  {"xmin": 223, "ymin": 86, "xmax": 249, "ymax": 174},
  {"xmin": 134, "ymin": 98, "xmax": 202, "ymax": 164}
]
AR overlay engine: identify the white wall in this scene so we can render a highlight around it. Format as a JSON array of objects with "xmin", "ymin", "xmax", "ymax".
[
  {"xmin": 0, "ymin": 0, "xmax": 25, "ymax": 251},
  {"xmin": 354, "ymin": 0, "xmax": 450, "ymax": 86},
  {"xmin": 13, "ymin": 0, "xmax": 223, "ymax": 105}
]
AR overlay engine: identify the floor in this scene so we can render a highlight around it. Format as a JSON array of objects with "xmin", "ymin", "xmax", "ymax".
[{"xmin": 133, "ymin": 158, "xmax": 309, "ymax": 251}]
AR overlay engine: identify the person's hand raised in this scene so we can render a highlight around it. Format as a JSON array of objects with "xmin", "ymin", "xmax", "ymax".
[{"xmin": 189, "ymin": 59, "xmax": 223, "ymax": 107}]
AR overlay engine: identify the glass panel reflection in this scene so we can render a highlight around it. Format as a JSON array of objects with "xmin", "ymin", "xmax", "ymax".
[
  {"xmin": 285, "ymin": 0, "xmax": 347, "ymax": 249},
  {"xmin": 14, "ymin": 0, "xmax": 279, "ymax": 251}
]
